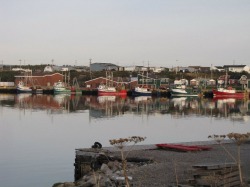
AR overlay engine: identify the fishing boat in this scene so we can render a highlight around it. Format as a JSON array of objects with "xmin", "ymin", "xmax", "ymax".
[
  {"xmin": 71, "ymin": 77, "xmax": 82, "ymax": 95},
  {"xmin": 212, "ymin": 87, "xmax": 245, "ymax": 99},
  {"xmin": 213, "ymin": 71, "xmax": 246, "ymax": 99},
  {"xmin": 97, "ymin": 84, "xmax": 127, "ymax": 96},
  {"xmin": 170, "ymin": 85, "xmax": 200, "ymax": 97},
  {"xmin": 17, "ymin": 81, "xmax": 32, "ymax": 93},
  {"xmin": 132, "ymin": 86, "xmax": 152, "ymax": 96},
  {"xmin": 97, "ymin": 71, "xmax": 127, "ymax": 96},
  {"xmin": 53, "ymin": 80, "xmax": 71, "ymax": 94}
]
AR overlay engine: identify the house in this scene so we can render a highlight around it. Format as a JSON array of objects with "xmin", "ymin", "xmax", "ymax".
[
  {"xmin": 149, "ymin": 67, "xmax": 166, "ymax": 73},
  {"xmin": 74, "ymin": 66, "xmax": 89, "ymax": 72},
  {"xmin": 211, "ymin": 66, "xmax": 225, "ymax": 72},
  {"xmin": 190, "ymin": 79, "xmax": 199, "ymax": 86},
  {"xmin": 199, "ymin": 67, "xmax": 211, "ymax": 73},
  {"xmin": 228, "ymin": 74, "xmax": 242, "ymax": 85},
  {"xmin": 207, "ymin": 79, "xmax": 216, "ymax": 85},
  {"xmin": 121, "ymin": 66, "xmax": 145, "ymax": 72},
  {"xmin": 223, "ymin": 65, "xmax": 248, "ymax": 73},
  {"xmin": 12, "ymin": 68, "xmax": 32, "ymax": 72},
  {"xmin": 44, "ymin": 66, "xmax": 54, "ymax": 72},
  {"xmin": 243, "ymin": 66, "xmax": 250, "ymax": 73},
  {"xmin": 174, "ymin": 79, "xmax": 188, "ymax": 85}
]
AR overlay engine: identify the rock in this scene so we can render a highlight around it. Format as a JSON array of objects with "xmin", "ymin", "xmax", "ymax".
[
  {"xmin": 75, "ymin": 181, "xmax": 92, "ymax": 187},
  {"xmin": 107, "ymin": 161, "xmax": 115, "ymax": 169},
  {"xmin": 107, "ymin": 160, "xmax": 121, "ymax": 170},
  {"xmin": 52, "ymin": 182, "xmax": 75, "ymax": 187},
  {"xmin": 104, "ymin": 178, "xmax": 114, "ymax": 187},
  {"xmin": 86, "ymin": 176, "xmax": 97, "ymax": 185},
  {"xmin": 82, "ymin": 175, "xmax": 91, "ymax": 182},
  {"xmin": 98, "ymin": 176, "xmax": 110, "ymax": 187},
  {"xmin": 52, "ymin": 183, "xmax": 64, "ymax": 187},
  {"xmin": 100, "ymin": 163, "xmax": 110, "ymax": 173},
  {"xmin": 64, "ymin": 182, "xmax": 75, "ymax": 187}
]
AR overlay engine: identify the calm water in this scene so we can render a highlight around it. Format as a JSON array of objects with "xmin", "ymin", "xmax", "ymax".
[{"xmin": 0, "ymin": 93, "xmax": 249, "ymax": 187}]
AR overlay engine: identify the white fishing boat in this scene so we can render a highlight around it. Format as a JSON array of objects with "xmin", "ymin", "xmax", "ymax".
[
  {"xmin": 53, "ymin": 80, "xmax": 71, "ymax": 94},
  {"xmin": 132, "ymin": 87, "xmax": 152, "ymax": 96},
  {"xmin": 17, "ymin": 81, "xmax": 32, "ymax": 93}
]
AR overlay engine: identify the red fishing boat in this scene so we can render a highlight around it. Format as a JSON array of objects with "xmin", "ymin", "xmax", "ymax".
[
  {"xmin": 213, "ymin": 71, "xmax": 247, "ymax": 99},
  {"xmin": 212, "ymin": 87, "xmax": 246, "ymax": 99},
  {"xmin": 97, "ymin": 70, "xmax": 127, "ymax": 96},
  {"xmin": 97, "ymin": 84, "xmax": 127, "ymax": 96}
]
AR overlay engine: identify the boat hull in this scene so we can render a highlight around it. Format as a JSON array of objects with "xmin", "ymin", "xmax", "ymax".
[
  {"xmin": 17, "ymin": 87, "xmax": 32, "ymax": 93},
  {"xmin": 213, "ymin": 89, "xmax": 245, "ymax": 99},
  {"xmin": 132, "ymin": 91, "xmax": 152, "ymax": 96},
  {"xmin": 98, "ymin": 90, "xmax": 127, "ymax": 96},
  {"xmin": 171, "ymin": 88, "xmax": 199, "ymax": 97},
  {"xmin": 132, "ymin": 87, "xmax": 152, "ymax": 96},
  {"xmin": 54, "ymin": 88, "xmax": 71, "ymax": 94}
]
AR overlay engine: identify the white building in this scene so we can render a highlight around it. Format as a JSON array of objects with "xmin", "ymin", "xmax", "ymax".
[
  {"xmin": 223, "ymin": 65, "xmax": 250, "ymax": 73},
  {"xmin": 44, "ymin": 66, "xmax": 54, "ymax": 72}
]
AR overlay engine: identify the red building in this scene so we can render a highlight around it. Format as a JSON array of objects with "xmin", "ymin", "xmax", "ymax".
[
  {"xmin": 15, "ymin": 73, "xmax": 64, "ymax": 88},
  {"xmin": 85, "ymin": 77, "xmax": 137, "ymax": 90}
]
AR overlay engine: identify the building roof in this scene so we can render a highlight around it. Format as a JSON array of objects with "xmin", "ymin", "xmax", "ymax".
[{"xmin": 223, "ymin": 65, "xmax": 246, "ymax": 68}]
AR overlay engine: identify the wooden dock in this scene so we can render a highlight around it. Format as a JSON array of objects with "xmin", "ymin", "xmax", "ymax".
[{"xmin": 189, "ymin": 162, "xmax": 241, "ymax": 187}]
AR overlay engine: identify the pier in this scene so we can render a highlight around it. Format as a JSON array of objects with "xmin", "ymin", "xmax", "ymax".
[
  {"xmin": 70, "ymin": 141, "xmax": 250, "ymax": 187},
  {"xmin": 0, "ymin": 86, "xmax": 249, "ymax": 100}
]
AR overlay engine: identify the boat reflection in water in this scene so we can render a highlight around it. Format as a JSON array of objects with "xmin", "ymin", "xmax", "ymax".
[
  {"xmin": 14, "ymin": 94, "xmax": 72, "ymax": 113},
  {"xmin": 97, "ymin": 96, "xmax": 116, "ymax": 103},
  {"xmin": 1, "ymin": 94, "xmax": 249, "ymax": 122}
]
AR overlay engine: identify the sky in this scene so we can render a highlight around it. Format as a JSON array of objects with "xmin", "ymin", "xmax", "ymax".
[{"xmin": 1, "ymin": 0, "xmax": 250, "ymax": 68}]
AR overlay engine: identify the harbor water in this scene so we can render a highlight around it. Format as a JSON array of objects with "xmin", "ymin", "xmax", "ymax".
[{"xmin": 0, "ymin": 93, "xmax": 249, "ymax": 187}]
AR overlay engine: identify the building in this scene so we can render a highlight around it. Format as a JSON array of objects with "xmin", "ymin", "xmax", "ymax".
[
  {"xmin": 90, "ymin": 63, "xmax": 119, "ymax": 71},
  {"xmin": 44, "ymin": 66, "xmax": 54, "ymax": 72},
  {"xmin": 223, "ymin": 65, "xmax": 249, "ymax": 73},
  {"xmin": 14, "ymin": 73, "xmax": 64, "ymax": 87}
]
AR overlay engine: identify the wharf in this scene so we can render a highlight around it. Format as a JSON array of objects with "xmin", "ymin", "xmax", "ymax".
[
  {"xmin": 0, "ymin": 87, "xmax": 248, "ymax": 99},
  {"xmin": 0, "ymin": 87, "xmax": 17, "ymax": 93},
  {"xmin": 0, "ymin": 87, "xmax": 98, "ymax": 95},
  {"xmin": 71, "ymin": 141, "xmax": 250, "ymax": 187}
]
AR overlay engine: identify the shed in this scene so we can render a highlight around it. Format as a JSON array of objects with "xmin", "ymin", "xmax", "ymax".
[{"xmin": 190, "ymin": 79, "xmax": 199, "ymax": 86}]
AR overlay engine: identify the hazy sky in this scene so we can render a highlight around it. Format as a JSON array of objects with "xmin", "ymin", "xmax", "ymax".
[{"xmin": 1, "ymin": 0, "xmax": 250, "ymax": 67}]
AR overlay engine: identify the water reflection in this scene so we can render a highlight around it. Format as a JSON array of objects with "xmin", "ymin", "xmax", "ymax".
[
  {"xmin": 0, "ymin": 94, "xmax": 249, "ymax": 122},
  {"xmin": 0, "ymin": 93, "xmax": 249, "ymax": 187}
]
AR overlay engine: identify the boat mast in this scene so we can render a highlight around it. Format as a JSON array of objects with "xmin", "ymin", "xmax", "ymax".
[{"xmin": 225, "ymin": 70, "xmax": 228, "ymax": 88}]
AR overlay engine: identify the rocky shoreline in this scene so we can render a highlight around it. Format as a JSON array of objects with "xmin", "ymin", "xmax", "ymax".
[{"xmin": 53, "ymin": 141, "xmax": 250, "ymax": 187}]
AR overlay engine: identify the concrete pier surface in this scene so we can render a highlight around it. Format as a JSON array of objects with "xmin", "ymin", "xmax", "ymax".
[{"xmin": 70, "ymin": 140, "xmax": 250, "ymax": 187}]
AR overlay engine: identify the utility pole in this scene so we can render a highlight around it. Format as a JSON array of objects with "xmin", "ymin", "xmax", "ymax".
[
  {"xmin": 19, "ymin": 59, "xmax": 22, "ymax": 68},
  {"xmin": 89, "ymin": 58, "xmax": 92, "ymax": 79},
  {"xmin": 0, "ymin": 60, "xmax": 2, "ymax": 81},
  {"xmin": 175, "ymin": 60, "xmax": 178, "ymax": 74},
  {"xmin": 211, "ymin": 64, "xmax": 213, "ymax": 79}
]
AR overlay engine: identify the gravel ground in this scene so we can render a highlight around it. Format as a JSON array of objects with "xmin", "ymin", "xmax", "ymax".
[{"xmin": 106, "ymin": 141, "xmax": 250, "ymax": 187}]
